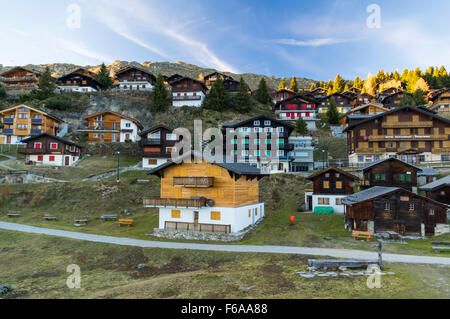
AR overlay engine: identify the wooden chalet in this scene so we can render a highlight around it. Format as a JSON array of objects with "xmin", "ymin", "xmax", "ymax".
[
  {"xmin": 18, "ymin": 133, "xmax": 82, "ymax": 166},
  {"xmin": 164, "ymin": 74, "xmax": 184, "ymax": 84},
  {"xmin": 339, "ymin": 103, "xmax": 388, "ymax": 129},
  {"xmin": 273, "ymin": 95, "xmax": 318, "ymax": 130},
  {"xmin": 0, "ymin": 67, "xmax": 41, "ymax": 90},
  {"xmin": 428, "ymin": 88, "xmax": 450, "ymax": 113},
  {"xmin": 378, "ymin": 91, "xmax": 411, "ymax": 109},
  {"xmin": 344, "ymin": 105, "xmax": 450, "ymax": 165},
  {"xmin": 144, "ymin": 152, "xmax": 268, "ymax": 234},
  {"xmin": 80, "ymin": 110, "xmax": 143, "ymax": 143},
  {"xmin": 305, "ymin": 167, "xmax": 358, "ymax": 214},
  {"xmin": 309, "ymin": 87, "xmax": 328, "ymax": 97},
  {"xmin": 352, "ymin": 93, "xmax": 376, "ymax": 108},
  {"xmin": 204, "ymin": 72, "xmax": 234, "ymax": 88},
  {"xmin": 0, "ymin": 105, "xmax": 63, "ymax": 144},
  {"xmin": 57, "ymin": 68, "xmax": 102, "ymax": 93},
  {"xmin": 317, "ymin": 92, "xmax": 354, "ymax": 114},
  {"xmin": 115, "ymin": 66, "xmax": 156, "ymax": 91},
  {"xmin": 221, "ymin": 115, "xmax": 294, "ymax": 174},
  {"xmin": 139, "ymin": 125, "xmax": 178, "ymax": 168},
  {"xmin": 223, "ymin": 78, "xmax": 240, "ymax": 93},
  {"xmin": 420, "ymin": 175, "xmax": 450, "ymax": 206},
  {"xmin": 348, "ymin": 87, "xmax": 362, "ymax": 94},
  {"xmin": 343, "ymin": 186, "xmax": 448, "ymax": 236},
  {"xmin": 357, "ymin": 157, "xmax": 421, "ymax": 191},
  {"xmin": 170, "ymin": 77, "xmax": 208, "ymax": 107},
  {"xmin": 273, "ymin": 88, "xmax": 296, "ymax": 104}
]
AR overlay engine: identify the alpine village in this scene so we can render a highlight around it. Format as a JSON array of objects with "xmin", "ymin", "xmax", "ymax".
[{"xmin": 0, "ymin": 61, "xmax": 449, "ymax": 298}]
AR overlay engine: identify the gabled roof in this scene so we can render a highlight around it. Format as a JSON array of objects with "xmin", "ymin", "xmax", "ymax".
[
  {"xmin": 0, "ymin": 66, "xmax": 41, "ymax": 76},
  {"xmin": 420, "ymin": 175, "xmax": 450, "ymax": 191},
  {"xmin": 307, "ymin": 167, "xmax": 358, "ymax": 181},
  {"xmin": 204, "ymin": 72, "xmax": 234, "ymax": 81},
  {"xmin": 169, "ymin": 76, "xmax": 208, "ymax": 90},
  {"xmin": 139, "ymin": 124, "xmax": 173, "ymax": 136},
  {"xmin": 147, "ymin": 150, "xmax": 267, "ymax": 178},
  {"xmin": 220, "ymin": 115, "xmax": 295, "ymax": 130},
  {"xmin": 58, "ymin": 67, "xmax": 97, "ymax": 79},
  {"xmin": 83, "ymin": 110, "xmax": 143, "ymax": 130},
  {"xmin": 417, "ymin": 167, "xmax": 437, "ymax": 177},
  {"xmin": 378, "ymin": 91, "xmax": 411, "ymax": 103},
  {"xmin": 343, "ymin": 105, "xmax": 450, "ymax": 132},
  {"xmin": 357, "ymin": 157, "xmax": 422, "ymax": 172},
  {"xmin": 0, "ymin": 104, "xmax": 64, "ymax": 123},
  {"xmin": 317, "ymin": 92, "xmax": 355, "ymax": 101},
  {"xmin": 21, "ymin": 133, "xmax": 82, "ymax": 148},
  {"xmin": 342, "ymin": 186, "xmax": 447, "ymax": 208},
  {"xmin": 274, "ymin": 94, "xmax": 316, "ymax": 107},
  {"xmin": 339, "ymin": 103, "xmax": 387, "ymax": 121},
  {"xmin": 115, "ymin": 65, "xmax": 155, "ymax": 79}
]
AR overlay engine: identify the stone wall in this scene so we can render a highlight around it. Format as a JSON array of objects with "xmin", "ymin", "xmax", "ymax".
[
  {"xmin": 81, "ymin": 142, "xmax": 141, "ymax": 157},
  {"xmin": 0, "ymin": 174, "xmax": 57, "ymax": 184}
]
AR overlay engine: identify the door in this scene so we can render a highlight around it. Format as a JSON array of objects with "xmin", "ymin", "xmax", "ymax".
[
  {"xmin": 7, "ymin": 136, "xmax": 11, "ymax": 144},
  {"xmin": 193, "ymin": 211, "xmax": 200, "ymax": 231},
  {"xmin": 307, "ymin": 196, "xmax": 312, "ymax": 211},
  {"xmin": 65, "ymin": 156, "xmax": 70, "ymax": 166}
]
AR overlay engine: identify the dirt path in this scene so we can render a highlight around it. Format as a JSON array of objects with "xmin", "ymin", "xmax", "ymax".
[{"xmin": 1, "ymin": 221, "xmax": 449, "ymax": 265}]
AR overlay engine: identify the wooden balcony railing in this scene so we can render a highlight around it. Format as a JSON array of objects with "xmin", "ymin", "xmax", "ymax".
[
  {"xmin": 368, "ymin": 135, "xmax": 448, "ymax": 141},
  {"xmin": 143, "ymin": 197, "xmax": 207, "ymax": 208},
  {"xmin": 382, "ymin": 121, "xmax": 433, "ymax": 128},
  {"xmin": 165, "ymin": 221, "xmax": 231, "ymax": 233},
  {"xmin": 172, "ymin": 95, "xmax": 202, "ymax": 101},
  {"xmin": 173, "ymin": 176, "xmax": 214, "ymax": 188},
  {"xmin": 18, "ymin": 148, "xmax": 46, "ymax": 154}
]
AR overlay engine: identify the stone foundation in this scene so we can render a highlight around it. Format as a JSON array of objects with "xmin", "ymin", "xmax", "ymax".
[{"xmin": 435, "ymin": 223, "xmax": 450, "ymax": 236}]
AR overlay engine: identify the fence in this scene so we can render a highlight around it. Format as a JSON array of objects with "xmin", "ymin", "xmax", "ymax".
[{"xmin": 165, "ymin": 221, "xmax": 231, "ymax": 233}]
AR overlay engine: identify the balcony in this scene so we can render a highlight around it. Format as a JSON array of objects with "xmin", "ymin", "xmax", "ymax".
[
  {"xmin": 31, "ymin": 119, "xmax": 42, "ymax": 124},
  {"xmin": 165, "ymin": 221, "xmax": 231, "ymax": 234},
  {"xmin": 173, "ymin": 176, "xmax": 214, "ymax": 188},
  {"xmin": 382, "ymin": 121, "xmax": 433, "ymax": 128},
  {"xmin": 1, "ymin": 76, "xmax": 39, "ymax": 82},
  {"xmin": 18, "ymin": 148, "xmax": 46, "ymax": 154},
  {"xmin": 172, "ymin": 95, "xmax": 202, "ymax": 101},
  {"xmin": 30, "ymin": 129, "xmax": 42, "ymax": 135},
  {"xmin": 368, "ymin": 135, "xmax": 448, "ymax": 141},
  {"xmin": 81, "ymin": 125, "xmax": 120, "ymax": 132},
  {"xmin": 140, "ymin": 138, "xmax": 162, "ymax": 146},
  {"xmin": 3, "ymin": 118, "xmax": 14, "ymax": 124},
  {"xmin": 1, "ymin": 129, "xmax": 13, "ymax": 134},
  {"xmin": 143, "ymin": 197, "xmax": 207, "ymax": 208}
]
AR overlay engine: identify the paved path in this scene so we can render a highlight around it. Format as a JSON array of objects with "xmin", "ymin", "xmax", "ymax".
[
  {"xmin": 0, "ymin": 222, "xmax": 449, "ymax": 265},
  {"xmin": 82, "ymin": 163, "xmax": 145, "ymax": 182},
  {"xmin": 0, "ymin": 154, "xmax": 16, "ymax": 170}
]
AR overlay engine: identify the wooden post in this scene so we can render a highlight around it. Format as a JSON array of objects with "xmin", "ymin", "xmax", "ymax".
[{"xmin": 378, "ymin": 241, "xmax": 383, "ymax": 269}]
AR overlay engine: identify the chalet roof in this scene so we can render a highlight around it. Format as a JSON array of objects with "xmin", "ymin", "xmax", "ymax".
[
  {"xmin": 417, "ymin": 167, "xmax": 438, "ymax": 177},
  {"xmin": 139, "ymin": 124, "xmax": 173, "ymax": 136},
  {"xmin": 0, "ymin": 66, "xmax": 41, "ymax": 76},
  {"xmin": 343, "ymin": 105, "xmax": 450, "ymax": 132},
  {"xmin": 342, "ymin": 186, "xmax": 447, "ymax": 208},
  {"xmin": 274, "ymin": 94, "xmax": 315, "ymax": 107},
  {"xmin": 169, "ymin": 76, "xmax": 208, "ymax": 91},
  {"xmin": 147, "ymin": 151, "xmax": 267, "ymax": 178},
  {"xmin": 0, "ymin": 104, "xmax": 64, "ymax": 123},
  {"xmin": 420, "ymin": 175, "xmax": 450, "ymax": 191},
  {"xmin": 220, "ymin": 115, "xmax": 295, "ymax": 131},
  {"xmin": 58, "ymin": 67, "xmax": 97, "ymax": 79},
  {"xmin": 307, "ymin": 167, "xmax": 358, "ymax": 181},
  {"xmin": 317, "ymin": 92, "xmax": 355, "ymax": 101},
  {"xmin": 83, "ymin": 110, "xmax": 143, "ymax": 130},
  {"xmin": 339, "ymin": 103, "xmax": 387, "ymax": 121},
  {"xmin": 115, "ymin": 65, "xmax": 155, "ymax": 79},
  {"xmin": 427, "ymin": 88, "xmax": 448, "ymax": 101},
  {"xmin": 378, "ymin": 91, "xmax": 410, "ymax": 103},
  {"xmin": 357, "ymin": 157, "xmax": 422, "ymax": 172},
  {"xmin": 21, "ymin": 133, "xmax": 82, "ymax": 148},
  {"xmin": 204, "ymin": 72, "xmax": 234, "ymax": 80}
]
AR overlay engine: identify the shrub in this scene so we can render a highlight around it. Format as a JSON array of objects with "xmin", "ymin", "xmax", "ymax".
[{"xmin": 43, "ymin": 95, "xmax": 71, "ymax": 111}]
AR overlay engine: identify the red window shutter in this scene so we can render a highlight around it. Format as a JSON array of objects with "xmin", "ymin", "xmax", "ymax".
[
  {"xmin": 38, "ymin": 156, "xmax": 43, "ymax": 161},
  {"xmin": 302, "ymin": 104, "xmax": 306, "ymax": 110},
  {"xmin": 306, "ymin": 112, "xmax": 310, "ymax": 117},
  {"xmin": 49, "ymin": 156, "xmax": 55, "ymax": 162}
]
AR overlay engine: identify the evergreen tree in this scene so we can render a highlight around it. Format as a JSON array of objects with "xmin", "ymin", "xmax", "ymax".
[
  {"xmin": 254, "ymin": 78, "xmax": 271, "ymax": 104},
  {"xmin": 278, "ymin": 78, "xmax": 286, "ymax": 90},
  {"xmin": 353, "ymin": 76, "xmax": 363, "ymax": 89},
  {"xmin": 392, "ymin": 70, "xmax": 401, "ymax": 81},
  {"xmin": 343, "ymin": 83, "xmax": 349, "ymax": 92},
  {"xmin": 94, "ymin": 63, "xmax": 113, "ymax": 90},
  {"xmin": 326, "ymin": 97, "xmax": 340, "ymax": 125},
  {"xmin": 400, "ymin": 89, "xmax": 427, "ymax": 106},
  {"xmin": 326, "ymin": 80, "xmax": 333, "ymax": 90},
  {"xmin": 295, "ymin": 117, "xmax": 308, "ymax": 135},
  {"xmin": 37, "ymin": 67, "xmax": 56, "ymax": 99},
  {"xmin": 327, "ymin": 86, "xmax": 333, "ymax": 95},
  {"xmin": 290, "ymin": 77, "xmax": 298, "ymax": 92},
  {"xmin": 202, "ymin": 76, "xmax": 231, "ymax": 111},
  {"xmin": 151, "ymin": 74, "xmax": 170, "ymax": 113},
  {"xmin": 0, "ymin": 85, "xmax": 6, "ymax": 100},
  {"xmin": 310, "ymin": 83, "xmax": 317, "ymax": 91},
  {"xmin": 233, "ymin": 77, "xmax": 252, "ymax": 113},
  {"xmin": 333, "ymin": 74, "xmax": 346, "ymax": 93}
]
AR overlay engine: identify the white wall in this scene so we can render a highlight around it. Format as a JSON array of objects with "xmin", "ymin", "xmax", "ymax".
[
  {"xmin": 172, "ymin": 91, "xmax": 205, "ymax": 107},
  {"xmin": 58, "ymin": 86, "xmax": 97, "ymax": 93},
  {"xmin": 0, "ymin": 135, "xmax": 24, "ymax": 144},
  {"xmin": 158, "ymin": 203, "xmax": 264, "ymax": 233},
  {"xmin": 142, "ymin": 157, "xmax": 170, "ymax": 169},
  {"xmin": 119, "ymin": 119, "xmax": 140, "ymax": 142},
  {"xmin": 119, "ymin": 81, "xmax": 153, "ymax": 91},
  {"xmin": 28, "ymin": 154, "xmax": 80, "ymax": 167},
  {"xmin": 311, "ymin": 194, "xmax": 347, "ymax": 214}
]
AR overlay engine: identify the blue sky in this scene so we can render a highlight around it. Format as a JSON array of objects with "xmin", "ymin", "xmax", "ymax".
[{"xmin": 1, "ymin": 0, "xmax": 449, "ymax": 81}]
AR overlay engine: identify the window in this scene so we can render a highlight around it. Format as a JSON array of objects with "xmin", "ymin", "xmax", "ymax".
[
  {"xmin": 254, "ymin": 127, "xmax": 262, "ymax": 133},
  {"xmin": 384, "ymin": 202, "xmax": 390, "ymax": 211},
  {"xmin": 211, "ymin": 211, "xmax": 221, "ymax": 220},
  {"xmin": 34, "ymin": 142, "xmax": 42, "ymax": 149},
  {"xmin": 277, "ymin": 127, "xmax": 284, "ymax": 132},
  {"xmin": 375, "ymin": 173, "xmax": 386, "ymax": 181},
  {"xmin": 253, "ymin": 121, "xmax": 260, "ymax": 126},
  {"xmin": 248, "ymin": 209, "xmax": 251, "ymax": 217},
  {"xmin": 266, "ymin": 139, "xmax": 271, "ymax": 144},
  {"xmin": 50, "ymin": 143, "xmax": 58, "ymax": 150},
  {"xmin": 49, "ymin": 156, "xmax": 55, "ymax": 162},
  {"xmin": 264, "ymin": 120, "xmax": 271, "ymax": 126},
  {"xmin": 166, "ymin": 133, "xmax": 177, "ymax": 141},
  {"xmin": 318, "ymin": 198, "xmax": 330, "ymax": 205},
  {"xmin": 323, "ymin": 181, "xmax": 330, "ymax": 189},
  {"xmin": 125, "ymin": 123, "xmax": 131, "ymax": 128},
  {"xmin": 335, "ymin": 198, "xmax": 343, "ymax": 205},
  {"xmin": 429, "ymin": 209, "xmax": 435, "ymax": 216},
  {"xmin": 336, "ymin": 181, "xmax": 343, "ymax": 189},
  {"xmin": 409, "ymin": 203, "xmax": 415, "ymax": 211},
  {"xmin": 171, "ymin": 210, "xmax": 180, "ymax": 218},
  {"xmin": 166, "ymin": 147, "xmax": 176, "ymax": 153},
  {"xmin": 264, "ymin": 127, "xmax": 272, "ymax": 133},
  {"xmin": 148, "ymin": 159, "xmax": 157, "ymax": 165}
]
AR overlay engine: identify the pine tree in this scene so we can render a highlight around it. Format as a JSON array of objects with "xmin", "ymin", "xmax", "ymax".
[
  {"xmin": 333, "ymin": 75, "xmax": 345, "ymax": 93},
  {"xmin": 326, "ymin": 97, "xmax": 340, "ymax": 125},
  {"xmin": 202, "ymin": 76, "xmax": 230, "ymax": 111},
  {"xmin": 353, "ymin": 76, "xmax": 363, "ymax": 89},
  {"xmin": 233, "ymin": 77, "xmax": 252, "ymax": 113},
  {"xmin": 327, "ymin": 87, "xmax": 333, "ymax": 95},
  {"xmin": 94, "ymin": 63, "xmax": 113, "ymax": 90},
  {"xmin": 37, "ymin": 67, "xmax": 56, "ymax": 99},
  {"xmin": 326, "ymin": 80, "xmax": 333, "ymax": 90},
  {"xmin": 278, "ymin": 78, "xmax": 286, "ymax": 90},
  {"xmin": 343, "ymin": 84, "xmax": 349, "ymax": 92},
  {"xmin": 151, "ymin": 74, "xmax": 170, "ymax": 113},
  {"xmin": 310, "ymin": 83, "xmax": 317, "ymax": 91},
  {"xmin": 254, "ymin": 78, "xmax": 271, "ymax": 104},
  {"xmin": 0, "ymin": 85, "xmax": 6, "ymax": 100},
  {"xmin": 392, "ymin": 70, "xmax": 401, "ymax": 81},
  {"xmin": 295, "ymin": 117, "xmax": 308, "ymax": 135},
  {"xmin": 290, "ymin": 77, "xmax": 298, "ymax": 92}
]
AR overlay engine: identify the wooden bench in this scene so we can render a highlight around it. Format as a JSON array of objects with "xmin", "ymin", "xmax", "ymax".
[
  {"xmin": 7, "ymin": 211, "xmax": 21, "ymax": 217},
  {"xmin": 43, "ymin": 214, "xmax": 58, "ymax": 221},
  {"xmin": 74, "ymin": 217, "xmax": 89, "ymax": 225},
  {"xmin": 101, "ymin": 214, "xmax": 118, "ymax": 221},
  {"xmin": 118, "ymin": 219, "xmax": 134, "ymax": 228},
  {"xmin": 352, "ymin": 230, "xmax": 374, "ymax": 242},
  {"xmin": 432, "ymin": 242, "xmax": 450, "ymax": 253}
]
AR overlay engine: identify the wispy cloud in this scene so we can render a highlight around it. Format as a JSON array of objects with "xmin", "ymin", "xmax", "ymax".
[
  {"xmin": 58, "ymin": 38, "xmax": 114, "ymax": 64},
  {"xmin": 89, "ymin": 0, "xmax": 238, "ymax": 73},
  {"xmin": 275, "ymin": 37, "xmax": 363, "ymax": 47}
]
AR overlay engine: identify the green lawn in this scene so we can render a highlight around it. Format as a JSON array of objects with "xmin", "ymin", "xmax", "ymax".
[
  {"xmin": 4, "ymin": 155, "xmax": 142, "ymax": 181},
  {"xmin": 1, "ymin": 230, "xmax": 449, "ymax": 299}
]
